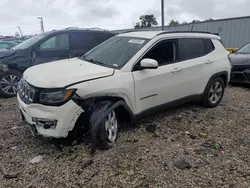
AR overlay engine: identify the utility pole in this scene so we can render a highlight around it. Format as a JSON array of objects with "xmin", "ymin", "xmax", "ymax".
[
  {"xmin": 161, "ymin": 0, "xmax": 165, "ymax": 30},
  {"xmin": 17, "ymin": 26, "xmax": 23, "ymax": 37},
  {"xmin": 38, "ymin": 17, "xmax": 44, "ymax": 33}
]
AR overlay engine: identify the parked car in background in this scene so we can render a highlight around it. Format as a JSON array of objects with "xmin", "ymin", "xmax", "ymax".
[
  {"xmin": 17, "ymin": 31, "xmax": 231, "ymax": 149},
  {"xmin": 0, "ymin": 41, "xmax": 18, "ymax": 50},
  {"xmin": 0, "ymin": 28, "xmax": 115, "ymax": 97},
  {"xmin": 229, "ymin": 42, "xmax": 250, "ymax": 84}
]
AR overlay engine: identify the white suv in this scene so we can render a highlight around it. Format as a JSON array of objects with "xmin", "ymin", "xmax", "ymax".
[{"xmin": 17, "ymin": 31, "xmax": 231, "ymax": 150}]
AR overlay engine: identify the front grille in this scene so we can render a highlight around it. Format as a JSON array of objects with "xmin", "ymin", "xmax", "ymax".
[
  {"xmin": 232, "ymin": 65, "xmax": 249, "ymax": 72},
  {"xmin": 18, "ymin": 78, "xmax": 36, "ymax": 104},
  {"xmin": 245, "ymin": 70, "xmax": 250, "ymax": 82},
  {"xmin": 231, "ymin": 72, "xmax": 247, "ymax": 82}
]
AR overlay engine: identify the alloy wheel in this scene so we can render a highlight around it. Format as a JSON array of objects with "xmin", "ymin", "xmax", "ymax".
[
  {"xmin": 105, "ymin": 110, "xmax": 118, "ymax": 143},
  {"xmin": 0, "ymin": 75, "xmax": 20, "ymax": 95},
  {"xmin": 208, "ymin": 81, "xmax": 223, "ymax": 104}
]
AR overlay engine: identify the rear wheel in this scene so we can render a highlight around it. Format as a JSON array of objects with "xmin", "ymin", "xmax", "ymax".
[
  {"xmin": 0, "ymin": 70, "xmax": 22, "ymax": 97},
  {"xmin": 202, "ymin": 77, "xmax": 225, "ymax": 108}
]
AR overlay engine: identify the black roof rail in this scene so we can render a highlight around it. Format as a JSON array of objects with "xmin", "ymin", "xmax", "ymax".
[{"xmin": 156, "ymin": 31, "xmax": 219, "ymax": 36}]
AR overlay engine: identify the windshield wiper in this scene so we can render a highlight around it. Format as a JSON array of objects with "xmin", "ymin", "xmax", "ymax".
[
  {"xmin": 82, "ymin": 57, "xmax": 106, "ymax": 66},
  {"xmin": 89, "ymin": 59, "xmax": 105, "ymax": 65},
  {"xmin": 80, "ymin": 56, "xmax": 115, "ymax": 68}
]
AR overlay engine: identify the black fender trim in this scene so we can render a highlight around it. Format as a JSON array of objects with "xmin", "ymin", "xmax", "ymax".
[
  {"xmin": 91, "ymin": 100, "xmax": 135, "ymax": 154},
  {"xmin": 204, "ymin": 71, "xmax": 228, "ymax": 89}
]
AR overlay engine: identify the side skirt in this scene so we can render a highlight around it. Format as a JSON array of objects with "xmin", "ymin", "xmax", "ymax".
[{"xmin": 135, "ymin": 94, "xmax": 203, "ymax": 119}]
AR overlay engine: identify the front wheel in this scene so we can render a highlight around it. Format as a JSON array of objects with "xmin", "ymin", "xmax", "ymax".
[
  {"xmin": 90, "ymin": 101, "xmax": 119, "ymax": 150},
  {"xmin": 0, "ymin": 71, "xmax": 22, "ymax": 98},
  {"xmin": 202, "ymin": 77, "xmax": 225, "ymax": 108}
]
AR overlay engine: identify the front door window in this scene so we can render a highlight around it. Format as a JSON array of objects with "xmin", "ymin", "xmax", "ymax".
[{"xmin": 40, "ymin": 34, "xmax": 69, "ymax": 51}]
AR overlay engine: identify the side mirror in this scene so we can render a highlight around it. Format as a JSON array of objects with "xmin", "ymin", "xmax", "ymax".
[{"xmin": 140, "ymin": 58, "xmax": 158, "ymax": 69}]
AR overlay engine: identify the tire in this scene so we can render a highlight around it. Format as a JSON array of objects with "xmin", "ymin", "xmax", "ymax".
[
  {"xmin": 90, "ymin": 101, "xmax": 119, "ymax": 150},
  {"xmin": 0, "ymin": 70, "xmax": 22, "ymax": 98},
  {"xmin": 202, "ymin": 77, "xmax": 225, "ymax": 108}
]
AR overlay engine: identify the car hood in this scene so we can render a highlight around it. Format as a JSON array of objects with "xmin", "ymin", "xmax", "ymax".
[
  {"xmin": 0, "ymin": 49, "xmax": 31, "ymax": 71},
  {"xmin": 229, "ymin": 53, "xmax": 250, "ymax": 66},
  {"xmin": 24, "ymin": 58, "xmax": 114, "ymax": 88},
  {"xmin": 0, "ymin": 49, "xmax": 18, "ymax": 59}
]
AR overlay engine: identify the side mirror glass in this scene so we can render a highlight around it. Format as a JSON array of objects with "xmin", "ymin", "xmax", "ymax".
[{"xmin": 140, "ymin": 58, "xmax": 158, "ymax": 69}]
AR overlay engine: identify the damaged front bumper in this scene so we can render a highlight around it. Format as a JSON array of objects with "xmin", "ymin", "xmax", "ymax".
[{"xmin": 17, "ymin": 94, "xmax": 84, "ymax": 138}]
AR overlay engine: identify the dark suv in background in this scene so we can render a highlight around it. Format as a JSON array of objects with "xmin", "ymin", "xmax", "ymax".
[
  {"xmin": 229, "ymin": 42, "xmax": 250, "ymax": 84},
  {"xmin": 0, "ymin": 28, "xmax": 115, "ymax": 97}
]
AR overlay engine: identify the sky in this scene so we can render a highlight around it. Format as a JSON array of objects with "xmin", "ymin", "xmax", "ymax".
[{"xmin": 0, "ymin": 0, "xmax": 250, "ymax": 36}]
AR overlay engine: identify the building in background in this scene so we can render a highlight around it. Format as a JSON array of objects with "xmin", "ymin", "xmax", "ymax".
[{"xmin": 114, "ymin": 16, "xmax": 250, "ymax": 48}]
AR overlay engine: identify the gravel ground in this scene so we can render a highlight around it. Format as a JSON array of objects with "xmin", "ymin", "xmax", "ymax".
[{"xmin": 0, "ymin": 85, "xmax": 250, "ymax": 188}]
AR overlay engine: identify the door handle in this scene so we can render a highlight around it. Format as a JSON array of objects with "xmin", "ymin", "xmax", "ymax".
[
  {"xmin": 205, "ymin": 60, "xmax": 213, "ymax": 64},
  {"xmin": 171, "ymin": 68, "xmax": 182, "ymax": 73}
]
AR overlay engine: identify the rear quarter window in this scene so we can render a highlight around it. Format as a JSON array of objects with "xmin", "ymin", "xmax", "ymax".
[{"xmin": 204, "ymin": 39, "xmax": 215, "ymax": 53}]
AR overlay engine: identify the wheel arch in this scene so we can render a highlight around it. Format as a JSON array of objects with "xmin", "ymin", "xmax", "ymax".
[
  {"xmin": 204, "ymin": 71, "xmax": 228, "ymax": 93},
  {"xmin": 72, "ymin": 94, "xmax": 135, "ymax": 125}
]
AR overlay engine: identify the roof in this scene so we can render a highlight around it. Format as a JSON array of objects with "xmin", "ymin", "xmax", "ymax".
[
  {"xmin": 119, "ymin": 31, "xmax": 163, "ymax": 39},
  {"xmin": 43, "ymin": 28, "xmax": 115, "ymax": 35},
  {"xmin": 119, "ymin": 31, "xmax": 221, "ymax": 39}
]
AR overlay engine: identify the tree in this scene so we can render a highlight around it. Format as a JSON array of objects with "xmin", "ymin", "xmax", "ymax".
[
  {"xmin": 134, "ymin": 14, "xmax": 158, "ymax": 28},
  {"xmin": 134, "ymin": 22, "xmax": 141, "ymax": 29},
  {"xmin": 168, "ymin": 20, "xmax": 180, "ymax": 27}
]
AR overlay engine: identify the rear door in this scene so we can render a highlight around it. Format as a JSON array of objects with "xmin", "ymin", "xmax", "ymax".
[
  {"xmin": 93, "ymin": 32, "xmax": 114, "ymax": 44},
  {"xmin": 175, "ymin": 38, "xmax": 216, "ymax": 96},
  {"xmin": 33, "ymin": 33, "xmax": 70, "ymax": 65},
  {"xmin": 69, "ymin": 31, "xmax": 100, "ymax": 57}
]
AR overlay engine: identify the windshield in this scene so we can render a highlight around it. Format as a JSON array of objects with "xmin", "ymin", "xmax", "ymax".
[
  {"xmin": 82, "ymin": 36, "xmax": 149, "ymax": 68},
  {"xmin": 237, "ymin": 43, "xmax": 250, "ymax": 53},
  {"xmin": 12, "ymin": 34, "xmax": 47, "ymax": 50}
]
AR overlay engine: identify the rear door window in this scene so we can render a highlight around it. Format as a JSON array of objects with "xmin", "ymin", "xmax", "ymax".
[
  {"xmin": 70, "ymin": 32, "xmax": 99, "ymax": 50},
  {"xmin": 178, "ymin": 38, "xmax": 206, "ymax": 61}
]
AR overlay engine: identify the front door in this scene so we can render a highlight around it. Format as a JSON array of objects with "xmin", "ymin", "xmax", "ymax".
[
  {"xmin": 33, "ymin": 34, "xmax": 71, "ymax": 65},
  {"xmin": 132, "ymin": 39, "xmax": 183, "ymax": 114}
]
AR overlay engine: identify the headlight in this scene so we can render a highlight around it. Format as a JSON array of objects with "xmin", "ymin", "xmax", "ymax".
[
  {"xmin": 0, "ymin": 63, "xmax": 9, "ymax": 72},
  {"xmin": 40, "ymin": 89, "xmax": 76, "ymax": 105}
]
